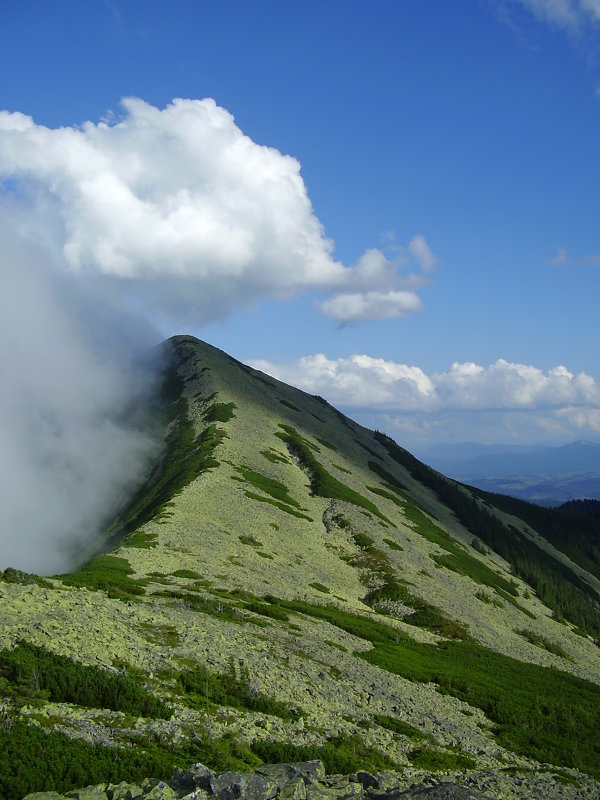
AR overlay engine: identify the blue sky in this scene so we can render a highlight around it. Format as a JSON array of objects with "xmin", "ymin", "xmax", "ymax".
[{"xmin": 1, "ymin": 0, "xmax": 599, "ymax": 452}]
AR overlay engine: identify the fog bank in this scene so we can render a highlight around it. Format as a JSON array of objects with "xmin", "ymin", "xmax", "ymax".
[{"xmin": 0, "ymin": 225, "xmax": 159, "ymax": 574}]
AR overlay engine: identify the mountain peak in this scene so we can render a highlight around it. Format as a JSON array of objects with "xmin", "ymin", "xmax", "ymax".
[{"xmin": 1, "ymin": 335, "xmax": 599, "ymax": 798}]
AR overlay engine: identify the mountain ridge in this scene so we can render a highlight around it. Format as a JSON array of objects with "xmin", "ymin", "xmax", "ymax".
[{"xmin": 1, "ymin": 334, "xmax": 599, "ymax": 799}]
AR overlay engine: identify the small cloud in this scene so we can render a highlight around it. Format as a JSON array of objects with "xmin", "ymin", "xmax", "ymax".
[
  {"xmin": 504, "ymin": 0, "xmax": 600, "ymax": 33},
  {"xmin": 548, "ymin": 246, "xmax": 600, "ymax": 267},
  {"xmin": 319, "ymin": 290, "xmax": 423, "ymax": 322},
  {"xmin": 409, "ymin": 234, "xmax": 437, "ymax": 272},
  {"xmin": 550, "ymin": 246, "xmax": 569, "ymax": 265},
  {"xmin": 581, "ymin": 251, "xmax": 600, "ymax": 266}
]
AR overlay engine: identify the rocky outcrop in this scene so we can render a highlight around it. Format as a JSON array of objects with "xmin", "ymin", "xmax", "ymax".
[{"xmin": 22, "ymin": 760, "xmax": 600, "ymax": 800}]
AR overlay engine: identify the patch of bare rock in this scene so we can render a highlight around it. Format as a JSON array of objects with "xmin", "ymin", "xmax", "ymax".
[{"xmin": 22, "ymin": 760, "xmax": 600, "ymax": 800}]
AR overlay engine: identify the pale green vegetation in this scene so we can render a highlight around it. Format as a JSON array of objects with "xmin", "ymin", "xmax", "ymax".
[{"xmin": 2, "ymin": 336, "xmax": 599, "ymax": 799}]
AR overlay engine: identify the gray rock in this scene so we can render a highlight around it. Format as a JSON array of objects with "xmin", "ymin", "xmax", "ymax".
[
  {"xmin": 209, "ymin": 770, "xmax": 247, "ymax": 798},
  {"xmin": 170, "ymin": 763, "xmax": 215, "ymax": 792},
  {"xmin": 354, "ymin": 772, "xmax": 379, "ymax": 790},
  {"xmin": 22, "ymin": 794, "xmax": 66, "ymax": 800},
  {"xmin": 143, "ymin": 780, "xmax": 179, "ymax": 800},
  {"xmin": 208, "ymin": 772, "xmax": 279, "ymax": 800},
  {"xmin": 368, "ymin": 783, "xmax": 491, "ymax": 800},
  {"xmin": 124, "ymin": 785, "xmax": 144, "ymax": 800},
  {"xmin": 179, "ymin": 791, "xmax": 211, "ymax": 800},
  {"xmin": 65, "ymin": 785, "xmax": 108, "ymax": 800},
  {"xmin": 280, "ymin": 778, "xmax": 307, "ymax": 800},
  {"xmin": 255, "ymin": 760, "xmax": 326, "ymax": 787}
]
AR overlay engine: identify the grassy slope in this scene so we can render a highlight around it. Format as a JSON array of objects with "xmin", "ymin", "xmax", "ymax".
[{"xmin": 1, "ymin": 334, "xmax": 600, "ymax": 796}]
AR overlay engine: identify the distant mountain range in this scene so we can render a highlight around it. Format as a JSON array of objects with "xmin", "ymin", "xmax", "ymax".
[{"xmin": 418, "ymin": 440, "xmax": 600, "ymax": 505}]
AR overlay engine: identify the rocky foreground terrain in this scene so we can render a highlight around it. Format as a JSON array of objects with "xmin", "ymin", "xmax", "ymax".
[{"xmin": 22, "ymin": 758, "xmax": 600, "ymax": 800}]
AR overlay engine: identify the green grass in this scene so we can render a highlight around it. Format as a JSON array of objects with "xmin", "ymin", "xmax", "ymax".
[
  {"xmin": 374, "ymin": 713, "xmax": 428, "ymax": 741},
  {"xmin": 278, "ymin": 398, "xmax": 301, "ymax": 411},
  {"xmin": 333, "ymin": 463, "xmax": 352, "ymax": 474},
  {"xmin": 139, "ymin": 623, "xmax": 180, "ymax": 647},
  {"xmin": 0, "ymin": 717, "xmax": 260, "ymax": 800},
  {"xmin": 263, "ymin": 596, "xmax": 600, "ymax": 778},
  {"xmin": 154, "ymin": 589, "xmax": 245, "ymax": 623},
  {"xmin": 0, "ymin": 568, "xmax": 52, "ymax": 588},
  {"xmin": 316, "ymin": 436, "xmax": 338, "ymax": 451},
  {"xmin": 234, "ymin": 465, "xmax": 301, "ymax": 508},
  {"xmin": 367, "ymin": 460, "xmax": 407, "ymax": 490},
  {"xmin": 354, "ymin": 532, "xmax": 375, "ymax": 549},
  {"xmin": 367, "ymin": 485, "xmax": 404, "ymax": 507},
  {"xmin": 515, "ymin": 628, "xmax": 571, "ymax": 659},
  {"xmin": 244, "ymin": 600, "xmax": 290, "ymax": 621},
  {"xmin": 0, "ymin": 641, "xmax": 170, "ymax": 718},
  {"xmin": 125, "ymin": 530, "xmax": 158, "ymax": 548},
  {"xmin": 310, "ymin": 582, "xmax": 331, "ymax": 594},
  {"xmin": 260, "ymin": 448, "xmax": 289, "ymax": 465},
  {"xmin": 177, "ymin": 657, "xmax": 298, "ymax": 720},
  {"xmin": 408, "ymin": 746, "xmax": 477, "ymax": 771},
  {"xmin": 243, "ymin": 491, "xmax": 314, "ymax": 520},
  {"xmin": 239, "ymin": 534, "xmax": 263, "ymax": 547},
  {"xmin": 383, "ymin": 537, "xmax": 403, "ymax": 551},
  {"xmin": 276, "ymin": 424, "xmax": 391, "ymax": 523},
  {"xmin": 57, "ymin": 555, "xmax": 146, "ymax": 601},
  {"xmin": 203, "ymin": 401, "xmax": 236, "ymax": 423},
  {"xmin": 475, "ymin": 590, "xmax": 504, "ymax": 608},
  {"xmin": 172, "ymin": 568, "xmax": 202, "ymax": 579},
  {"xmin": 251, "ymin": 734, "xmax": 400, "ymax": 775}
]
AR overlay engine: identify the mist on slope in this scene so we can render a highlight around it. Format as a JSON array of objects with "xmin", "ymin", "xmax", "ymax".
[{"xmin": 0, "ymin": 224, "xmax": 160, "ymax": 574}]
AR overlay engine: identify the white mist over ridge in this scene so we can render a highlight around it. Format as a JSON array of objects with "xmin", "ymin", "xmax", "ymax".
[{"xmin": 0, "ymin": 225, "xmax": 160, "ymax": 574}]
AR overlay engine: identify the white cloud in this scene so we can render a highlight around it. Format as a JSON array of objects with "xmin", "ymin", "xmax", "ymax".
[
  {"xmin": 250, "ymin": 353, "xmax": 435, "ymax": 409},
  {"xmin": 319, "ymin": 290, "xmax": 424, "ymax": 322},
  {"xmin": 0, "ymin": 97, "xmax": 434, "ymax": 325},
  {"xmin": 548, "ymin": 247, "xmax": 600, "ymax": 267},
  {"xmin": 409, "ymin": 234, "xmax": 437, "ymax": 272},
  {"xmin": 250, "ymin": 353, "xmax": 600, "ymax": 445},
  {"xmin": 251, "ymin": 354, "xmax": 600, "ymax": 412},
  {"xmin": 502, "ymin": 0, "xmax": 600, "ymax": 31}
]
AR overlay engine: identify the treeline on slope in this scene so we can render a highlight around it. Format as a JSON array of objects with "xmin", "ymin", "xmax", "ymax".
[
  {"xmin": 374, "ymin": 432, "xmax": 600, "ymax": 641},
  {"xmin": 473, "ymin": 492, "xmax": 600, "ymax": 583},
  {"xmin": 560, "ymin": 498, "xmax": 600, "ymax": 519},
  {"xmin": 0, "ymin": 641, "xmax": 170, "ymax": 718}
]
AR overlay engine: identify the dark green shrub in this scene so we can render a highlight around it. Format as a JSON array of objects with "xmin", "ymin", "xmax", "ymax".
[{"xmin": 0, "ymin": 641, "xmax": 170, "ymax": 718}]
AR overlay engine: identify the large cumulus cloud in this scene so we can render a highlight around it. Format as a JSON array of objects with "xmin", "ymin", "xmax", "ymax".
[{"xmin": 0, "ymin": 97, "xmax": 434, "ymax": 325}]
